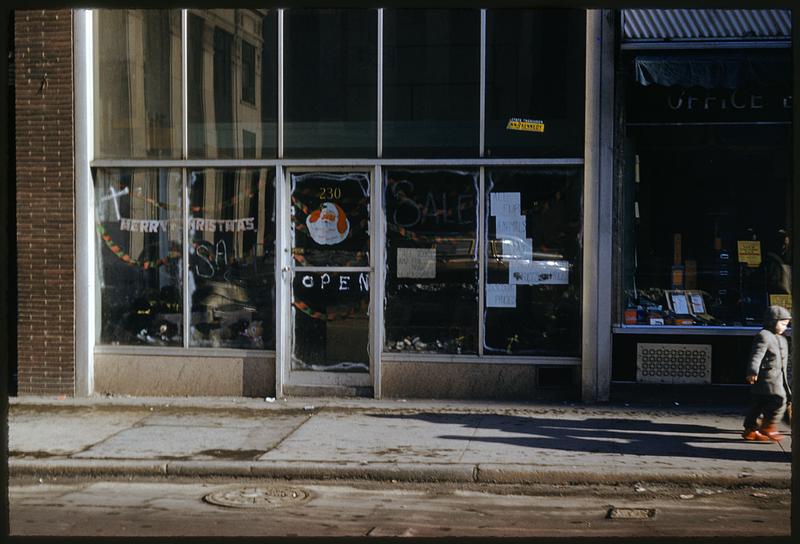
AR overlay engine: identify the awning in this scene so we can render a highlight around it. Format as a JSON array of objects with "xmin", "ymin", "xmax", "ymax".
[
  {"xmin": 633, "ymin": 52, "xmax": 791, "ymax": 89},
  {"xmin": 622, "ymin": 9, "xmax": 791, "ymax": 42}
]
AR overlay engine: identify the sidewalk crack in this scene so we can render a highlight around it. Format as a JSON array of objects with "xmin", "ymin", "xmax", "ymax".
[
  {"xmin": 457, "ymin": 414, "xmax": 484, "ymax": 464},
  {"xmin": 261, "ymin": 413, "xmax": 314, "ymax": 455}
]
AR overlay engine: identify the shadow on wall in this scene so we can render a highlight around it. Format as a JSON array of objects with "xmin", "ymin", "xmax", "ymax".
[{"xmin": 368, "ymin": 412, "xmax": 791, "ymax": 464}]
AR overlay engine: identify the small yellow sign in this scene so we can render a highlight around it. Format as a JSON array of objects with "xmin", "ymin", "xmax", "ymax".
[
  {"xmin": 769, "ymin": 294, "xmax": 792, "ymax": 312},
  {"xmin": 737, "ymin": 240, "xmax": 762, "ymax": 267},
  {"xmin": 506, "ymin": 118, "xmax": 545, "ymax": 132}
]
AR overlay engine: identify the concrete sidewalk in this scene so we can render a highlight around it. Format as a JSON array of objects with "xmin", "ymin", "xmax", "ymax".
[{"xmin": 7, "ymin": 396, "xmax": 793, "ymax": 487}]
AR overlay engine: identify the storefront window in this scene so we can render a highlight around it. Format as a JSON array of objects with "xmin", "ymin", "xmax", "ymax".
[
  {"xmin": 384, "ymin": 169, "xmax": 479, "ymax": 354},
  {"xmin": 383, "ymin": 9, "xmax": 480, "ymax": 157},
  {"xmin": 284, "ymin": 9, "xmax": 377, "ymax": 157},
  {"xmin": 188, "ymin": 168, "xmax": 276, "ymax": 349},
  {"xmin": 94, "ymin": 169, "xmax": 183, "ymax": 346},
  {"xmin": 187, "ymin": 9, "xmax": 277, "ymax": 159},
  {"xmin": 485, "ymin": 9, "xmax": 585, "ymax": 158},
  {"xmin": 93, "ymin": 10, "xmax": 182, "ymax": 159},
  {"xmin": 621, "ymin": 50, "xmax": 792, "ymax": 327},
  {"xmin": 484, "ymin": 168, "xmax": 582, "ymax": 356}
]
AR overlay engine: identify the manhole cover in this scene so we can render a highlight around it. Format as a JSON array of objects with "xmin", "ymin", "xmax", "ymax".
[
  {"xmin": 204, "ymin": 485, "xmax": 312, "ymax": 509},
  {"xmin": 607, "ymin": 507, "xmax": 656, "ymax": 520}
]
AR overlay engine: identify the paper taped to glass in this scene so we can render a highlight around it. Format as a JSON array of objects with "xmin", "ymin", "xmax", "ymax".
[
  {"xmin": 397, "ymin": 247, "xmax": 437, "ymax": 278},
  {"xmin": 486, "ymin": 283, "xmax": 516, "ymax": 308},
  {"xmin": 509, "ymin": 260, "xmax": 569, "ymax": 285}
]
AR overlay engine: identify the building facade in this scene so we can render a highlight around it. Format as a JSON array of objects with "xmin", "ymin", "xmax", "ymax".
[{"xmin": 12, "ymin": 8, "xmax": 792, "ymax": 401}]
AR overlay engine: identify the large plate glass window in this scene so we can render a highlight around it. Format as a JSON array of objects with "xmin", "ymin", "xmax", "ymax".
[
  {"xmin": 94, "ymin": 168, "xmax": 183, "ymax": 346},
  {"xmin": 384, "ymin": 169, "xmax": 479, "ymax": 354},
  {"xmin": 188, "ymin": 168, "xmax": 276, "ymax": 349},
  {"xmin": 93, "ymin": 10, "xmax": 182, "ymax": 159},
  {"xmin": 382, "ymin": 9, "xmax": 480, "ymax": 157},
  {"xmin": 621, "ymin": 50, "xmax": 793, "ymax": 328},
  {"xmin": 484, "ymin": 168, "xmax": 582, "ymax": 356},
  {"xmin": 485, "ymin": 9, "xmax": 586, "ymax": 158},
  {"xmin": 187, "ymin": 9, "xmax": 278, "ymax": 159},
  {"xmin": 290, "ymin": 172, "xmax": 371, "ymax": 372},
  {"xmin": 284, "ymin": 9, "xmax": 377, "ymax": 157}
]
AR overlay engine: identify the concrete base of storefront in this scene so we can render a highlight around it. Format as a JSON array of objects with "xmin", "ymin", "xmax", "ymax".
[
  {"xmin": 380, "ymin": 361, "xmax": 579, "ymax": 401},
  {"xmin": 93, "ymin": 354, "xmax": 275, "ymax": 397}
]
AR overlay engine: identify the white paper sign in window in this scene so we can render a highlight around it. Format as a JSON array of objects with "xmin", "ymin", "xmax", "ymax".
[
  {"xmin": 495, "ymin": 216, "xmax": 526, "ymax": 240},
  {"xmin": 397, "ymin": 247, "xmax": 437, "ymax": 278},
  {"xmin": 486, "ymin": 283, "xmax": 516, "ymax": 308},
  {"xmin": 509, "ymin": 260, "xmax": 569, "ymax": 285},
  {"xmin": 497, "ymin": 237, "xmax": 533, "ymax": 261},
  {"xmin": 490, "ymin": 192, "xmax": 521, "ymax": 216}
]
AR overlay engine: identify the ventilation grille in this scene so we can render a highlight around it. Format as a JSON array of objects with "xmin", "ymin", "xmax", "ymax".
[{"xmin": 636, "ymin": 343, "xmax": 712, "ymax": 384}]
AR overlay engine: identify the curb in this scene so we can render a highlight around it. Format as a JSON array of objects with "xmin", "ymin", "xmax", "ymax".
[{"xmin": 9, "ymin": 459, "xmax": 790, "ymax": 489}]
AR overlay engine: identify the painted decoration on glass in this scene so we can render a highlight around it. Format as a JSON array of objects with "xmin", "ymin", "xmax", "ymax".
[{"xmin": 307, "ymin": 202, "xmax": 350, "ymax": 245}]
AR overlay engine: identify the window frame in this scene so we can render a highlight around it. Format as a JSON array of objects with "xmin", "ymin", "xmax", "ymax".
[{"xmin": 88, "ymin": 7, "xmax": 586, "ymax": 363}]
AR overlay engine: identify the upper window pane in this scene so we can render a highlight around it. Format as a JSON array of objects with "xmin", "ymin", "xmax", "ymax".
[
  {"xmin": 187, "ymin": 9, "xmax": 278, "ymax": 159},
  {"xmin": 93, "ymin": 10, "xmax": 182, "ymax": 159},
  {"xmin": 485, "ymin": 10, "xmax": 585, "ymax": 158},
  {"xmin": 94, "ymin": 168, "xmax": 183, "ymax": 346},
  {"xmin": 383, "ymin": 9, "xmax": 480, "ymax": 158},
  {"xmin": 284, "ymin": 9, "xmax": 377, "ymax": 158}
]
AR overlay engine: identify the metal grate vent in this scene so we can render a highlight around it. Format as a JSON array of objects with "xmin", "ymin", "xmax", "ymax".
[{"xmin": 636, "ymin": 343, "xmax": 712, "ymax": 384}]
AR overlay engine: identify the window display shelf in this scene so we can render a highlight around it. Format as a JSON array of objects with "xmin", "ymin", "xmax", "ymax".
[{"xmin": 613, "ymin": 325, "xmax": 771, "ymax": 336}]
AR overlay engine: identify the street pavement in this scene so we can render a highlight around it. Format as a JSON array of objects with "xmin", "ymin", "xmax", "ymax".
[{"xmin": 7, "ymin": 395, "xmax": 793, "ymax": 487}]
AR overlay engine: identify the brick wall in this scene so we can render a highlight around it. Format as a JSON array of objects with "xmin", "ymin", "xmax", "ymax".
[{"xmin": 15, "ymin": 10, "xmax": 75, "ymax": 396}]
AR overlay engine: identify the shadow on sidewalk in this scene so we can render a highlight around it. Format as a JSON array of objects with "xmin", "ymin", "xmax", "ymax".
[{"xmin": 368, "ymin": 413, "xmax": 791, "ymax": 463}]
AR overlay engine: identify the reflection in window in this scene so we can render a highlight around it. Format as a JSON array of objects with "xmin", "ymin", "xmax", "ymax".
[
  {"xmin": 383, "ymin": 10, "xmax": 480, "ymax": 157},
  {"xmin": 384, "ymin": 169, "xmax": 478, "ymax": 354},
  {"xmin": 187, "ymin": 9, "xmax": 277, "ymax": 159},
  {"xmin": 485, "ymin": 10, "xmax": 585, "ymax": 158},
  {"xmin": 93, "ymin": 10, "xmax": 182, "ymax": 159},
  {"xmin": 241, "ymin": 39, "xmax": 257, "ymax": 105},
  {"xmin": 291, "ymin": 172, "xmax": 371, "ymax": 268},
  {"xmin": 484, "ymin": 168, "xmax": 582, "ymax": 356},
  {"xmin": 292, "ymin": 271, "xmax": 370, "ymax": 372},
  {"xmin": 94, "ymin": 169, "xmax": 183, "ymax": 346},
  {"xmin": 284, "ymin": 9, "xmax": 377, "ymax": 157},
  {"xmin": 188, "ymin": 169, "xmax": 276, "ymax": 349}
]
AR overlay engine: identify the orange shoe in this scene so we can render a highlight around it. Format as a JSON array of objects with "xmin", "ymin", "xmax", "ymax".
[
  {"xmin": 759, "ymin": 425, "xmax": 784, "ymax": 442},
  {"xmin": 742, "ymin": 428, "xmax": 771, "ymax": 441}
]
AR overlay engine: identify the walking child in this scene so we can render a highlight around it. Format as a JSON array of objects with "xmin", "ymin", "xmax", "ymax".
[{"xmin": 742, "ymin": 305, "xmax": 792, "ymax": 441}]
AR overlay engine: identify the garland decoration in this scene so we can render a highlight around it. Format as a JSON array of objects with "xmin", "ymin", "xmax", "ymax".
[{"xmin": 96, "ymin": 222, "xmax": 181, "ymax": 270}]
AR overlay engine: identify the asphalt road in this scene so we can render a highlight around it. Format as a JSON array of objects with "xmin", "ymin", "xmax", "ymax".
[{"xmin": 9, "ymin": 476, "xmax": 791, "ymax": 538}]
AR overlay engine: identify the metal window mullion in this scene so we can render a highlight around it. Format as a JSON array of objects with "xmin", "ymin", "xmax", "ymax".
[
  {"xmin": 377, "ymin": 8, "xmax": 383, "ymax": 158},
  {"xmin": 479, "ymin": 9, "xmax": 486, "ymax": 158},
  {"xmin": 181, "ymin": 10, "xmax": 190, "ymax": 349},
  {"xmin": 371, "ymin": 164, "xmax": 384, "ymax": 397},
  {"xmin": 275, "ymin": 163, "xmax": 288, "ymax": 397},
  {"xmin": 478, "ymin": 167, "xmax": 485, "ymax": 356},
  {"xmin": 278, "ymin": 9, "xmax": 284, "ymax": 159},
  {"xmin": 181, "ymin": 9, "xmax": 188, "ymax": 159},
  {"xmin": 182, "ymin": 167, "xmax": 190, "ymax": 348}
]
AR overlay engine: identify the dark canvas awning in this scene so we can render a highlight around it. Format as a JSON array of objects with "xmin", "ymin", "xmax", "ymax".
[{"xmin": 633, "ymin": 52, "xmax": 791, "ymax": 89}]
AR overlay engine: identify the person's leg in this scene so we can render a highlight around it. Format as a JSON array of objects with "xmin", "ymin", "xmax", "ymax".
[
  {"xmin": 760, "ymin": 395, "xmax": 787, "ymax": 441},
  {"xmin": 743, "ymin": 395, "xmax": 771, "ymax": 441}
]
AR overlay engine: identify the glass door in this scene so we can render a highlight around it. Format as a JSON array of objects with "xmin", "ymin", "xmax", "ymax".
[{"xmin": 286, "ymin": 170, "xmax": 372, "ymax": 386}]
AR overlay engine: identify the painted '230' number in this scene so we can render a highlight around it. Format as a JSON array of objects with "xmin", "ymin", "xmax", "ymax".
[{"xmin": 319, "ymin": 186, "xmax": 342, "ymax": 200}]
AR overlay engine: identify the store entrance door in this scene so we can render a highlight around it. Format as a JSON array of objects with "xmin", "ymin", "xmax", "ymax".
[{"xmin": 283, "ymin": 170, "xmax": 373, "ymax": 394}]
